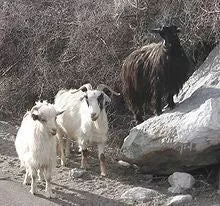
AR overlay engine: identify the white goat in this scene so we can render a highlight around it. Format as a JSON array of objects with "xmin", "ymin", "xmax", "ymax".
[
  {"xmin": 15, "ymin": 101, "xmax": 63, "ymax": 198},
  {"xmin": 55, "ymin": 83, "xmax": 120, "ymax": 176}
]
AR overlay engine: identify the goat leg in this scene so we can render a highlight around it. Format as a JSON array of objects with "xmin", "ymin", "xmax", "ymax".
[
  {"xmin": 38, "ymin": 168, "xmax": 44, "ymax": 182},
  {"xmin": 23, "ymin": 168, "xmax": 30, "ymax": 185},
  {"xmin": 64, "ymin": 138, "xmax": 70, "ymax": 157},
  {"xmin": 29, "ymin": 168, "xmax": 37, "ymax": 195},
  {"xmin": 167, "ymin": 93, "xmax": 175, "ymax": 109},
  {"xmin": 98, "ymin": 143, "xmax": 106, "ymax": 176},
  {"xmin": 81, "ymin": 149, "xmax": 89, "ymax": 169},
  {"xmin": 132, "ymin": 103, "xmax": 144, "ymax": 125},
  {"xmin": 57, "ymin": 134, "xmax": 67, "ymax": 166},
  {"xmin": 155, "ymin": 79, "xmax": 162, "ymax": 115},
  {"xmin": 44, "ymin": 167, "xmax": 55, "ymax": 198}
]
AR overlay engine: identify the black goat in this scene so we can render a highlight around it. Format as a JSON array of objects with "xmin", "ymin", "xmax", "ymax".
[{"xmin": 121, "ymin": 25, "xmax": 190, "ymax": 124}]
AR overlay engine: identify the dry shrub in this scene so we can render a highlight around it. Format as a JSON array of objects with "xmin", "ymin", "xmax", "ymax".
[
  {"xmin": 0, "ymin": 0, "xmax": 122, "ymax": 115},
  {"xmin": 114, "ymin": 0, "xmax": 219, "ymax": 65}
]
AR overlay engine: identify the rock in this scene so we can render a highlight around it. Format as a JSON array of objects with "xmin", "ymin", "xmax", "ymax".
[
  {"xmin": 118, "ymin": 160, "xmax": 132, "ymax": 167},
  {"xmin": 168, "ymin": 172, "xmax": 195, "ymax": 193},
  {"xmin": 120, "ymin": 187, "xmax": 160, "ymax": 203},
  {"xmin": 121, "ymin": 44, "xmax": 220, "ymax": 174},
  {"xmin": 166, "ymin": 194, "xmax": 193, "ymax": 205},
  {"xmin": 69, "ymin": 168, "xmax": 86, "ymax": 178}
]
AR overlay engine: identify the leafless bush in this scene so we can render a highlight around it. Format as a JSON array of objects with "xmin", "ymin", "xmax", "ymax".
[{"xmin": 0, "ymin": 0, "xmax": 122, "ymax": 114}]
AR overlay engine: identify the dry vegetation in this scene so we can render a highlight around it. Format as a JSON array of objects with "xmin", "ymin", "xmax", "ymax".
[{"xmin": 0, "ymin": 0, "xmax": 219, "ymax": 146}]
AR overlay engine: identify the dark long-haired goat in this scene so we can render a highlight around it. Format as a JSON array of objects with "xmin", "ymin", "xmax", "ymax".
[{"xmin": 121, "ymin": 25, "xmax": 190, "ymax": 124}]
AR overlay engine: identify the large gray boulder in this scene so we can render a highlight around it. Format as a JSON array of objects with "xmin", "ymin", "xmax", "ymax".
[
  {"xmin": 168, "ymin": 172, "xmax": 195, "ymax": 193},
  {"xmin": 121, "ymin": 44, "xmax": 220, "ymax": 174}
]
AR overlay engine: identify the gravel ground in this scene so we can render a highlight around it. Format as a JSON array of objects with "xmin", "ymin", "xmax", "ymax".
[{"xmin": 0, "ymin": 121, "xmax": 220, "ymax": 206}]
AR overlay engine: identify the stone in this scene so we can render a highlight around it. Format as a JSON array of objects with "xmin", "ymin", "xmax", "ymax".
[
  {"xmin": 120, "ymin": 187, "xmax": 160, "ymax": 203},
  {"xmin": 69, "ymin": 168, "xmax": 86, "ymax": 178},
  {"xmin": 121, "ymin": 44, "xmax": 220, "ymax": 174},
  {"xmin": 166, "ymin": 194, "xmax": 193, "ymax": 205},
  {"xmin": 168, "ymin": 172, "xmax": 195, "ymax": 193},
  {"xmin": 117, "ymin": 160, "xmax": 132, "ymax": 167}
]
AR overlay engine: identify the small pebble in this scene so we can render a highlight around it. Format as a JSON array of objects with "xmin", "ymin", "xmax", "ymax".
[{"xmin": 69, "ymin": 168, "xmax": 86, "ymax": 178}]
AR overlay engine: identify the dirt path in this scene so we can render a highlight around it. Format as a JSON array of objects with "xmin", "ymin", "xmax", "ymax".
[
  {"xmin": 0, "ymin": 179, "xmax": 59, "ymax": 206},
  {"xmin": 0, "ymin": 121, "xmax": 220, "ymax": 206}
]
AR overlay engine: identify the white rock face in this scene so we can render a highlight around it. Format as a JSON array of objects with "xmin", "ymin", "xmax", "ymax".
[
  {"xmin": 166, "ymin": 194, "xmax": 193, "ymax": 205},
  {"xmin": 168, "ymin": 172, "xmax": 195, "ymax": 193},
  {"xmin": 120, "ymin": 187, "xmax": 160, "ymax": 203},
  {"xmin": 121, "ymin": 44, "xmax": 220, "ymax": 174}
]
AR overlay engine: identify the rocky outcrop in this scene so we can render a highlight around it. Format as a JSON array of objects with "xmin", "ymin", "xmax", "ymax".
[{"xmin": 121, "ymin": 44, "xmax": 220, "ymax": 174}]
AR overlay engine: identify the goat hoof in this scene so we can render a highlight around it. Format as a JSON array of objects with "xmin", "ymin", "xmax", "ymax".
[
  {"xmin": 100, "ymin": 172, "xmax": 106, "ymax": 177},
  {"xmin": 156, "ymin": 110, "xmax": 162, "ymax": 115},
  {"xmin": 23, "ymin": 180, "xmax": 30, "ymax": 185},
  {"xmin": 29, "ymin": 189, "xmax": 36, "ymax": 195},
  {"xmin": 135, "ymin": 120, "xmax": 143, "ymax": 125},
  {"xmin": 45, "ymin": 192, "xmax": 56, "ymax": 199},
  {"xmin": 169, "ymin": 104, "xmax": 175, "ymax": 110}
]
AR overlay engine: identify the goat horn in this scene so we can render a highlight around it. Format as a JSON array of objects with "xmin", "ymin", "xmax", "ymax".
[
  {"xmin": 30, "ymin": 105, "xmax": 39, "ymax": 113},
  {"xmin": 96, "ymin": 84, "xmax": 120, "ymax": 96},
  {"xmin": 71, "ymin": 83, "xmax": 93, "ymax": 94},
  {"xmin": 30, "ymin": 100, "xmax": 47, "ymax": 113}
]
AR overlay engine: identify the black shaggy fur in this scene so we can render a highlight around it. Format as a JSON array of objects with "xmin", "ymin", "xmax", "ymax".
[{"xmin": 121, "ymin": 25, "xmax": 190, "ymax": 124}]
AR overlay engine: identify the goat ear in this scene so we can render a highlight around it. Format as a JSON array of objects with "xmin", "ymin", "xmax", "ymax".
[
  {"xmin": 103, "ymin": 93, "xmax": 111, "ymax": 103},
  {"xmin": 31, "ymin": 112, "xmax": 39, "ymax": 121},
  {"xmin": 31, "ymin": 107, "xmax": 39, "ymax": 121},
  {"xmin": 81, "ymin": 87, "xmax": 88, "ymax": 92}
]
